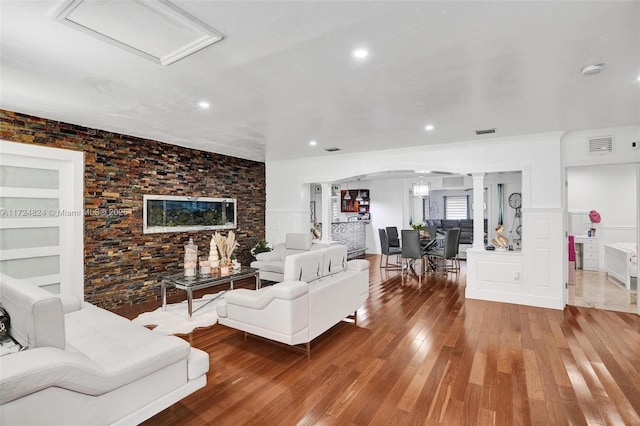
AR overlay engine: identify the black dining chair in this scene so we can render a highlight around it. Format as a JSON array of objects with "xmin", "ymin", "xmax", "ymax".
[
  {"xmin": 401, "ymin": 229, "xmax": 426, "ymax": 278},
  {"xmin": 378, "ymin": 228, "xmax": 402, "ymax": 270},
  {"xmin": 425, "ymin": 228, "xmax": 461, "ymax": 273},
  {"xmin": 386, "ymin": 226, "xmax": 401, "ymax": 248}
]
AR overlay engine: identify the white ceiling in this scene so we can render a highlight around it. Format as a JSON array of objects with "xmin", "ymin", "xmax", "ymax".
[{"xmin": 1, "ymin": 1, "xmax": 639, "ymax": 163}]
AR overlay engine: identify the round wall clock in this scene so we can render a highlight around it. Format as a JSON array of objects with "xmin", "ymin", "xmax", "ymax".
[{"xmin": 508, "ymin": 192, "xmax": 522, "ymax": 209}]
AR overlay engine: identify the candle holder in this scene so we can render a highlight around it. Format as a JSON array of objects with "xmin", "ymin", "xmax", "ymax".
[{"xmin": 199, "ymin": 257, "xmax": 211, "ymax": 275}]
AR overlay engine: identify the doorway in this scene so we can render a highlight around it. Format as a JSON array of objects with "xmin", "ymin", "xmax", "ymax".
[
  {"xmin": 0, "ymin": 141, "xmax": 84, "ymax": 298},
  {"xmin": 566, "ymin": 163, "xmax": 638, "ymax": 313}
]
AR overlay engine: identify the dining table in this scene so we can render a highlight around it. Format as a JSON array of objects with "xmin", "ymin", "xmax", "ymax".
[{"xmin": 420, "ymin": 235, "xmax": 439, "ymax": 273}]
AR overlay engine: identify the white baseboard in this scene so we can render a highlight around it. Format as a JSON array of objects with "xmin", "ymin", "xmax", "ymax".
[{"xmin": 465, "ymin": 287, "xmax": 564, "ymax": 310}]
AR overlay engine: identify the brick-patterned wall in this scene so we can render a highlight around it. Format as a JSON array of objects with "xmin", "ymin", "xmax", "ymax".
[{"xmin": 1, "ymin": 110, "xmax": 266, "ymax": 310}]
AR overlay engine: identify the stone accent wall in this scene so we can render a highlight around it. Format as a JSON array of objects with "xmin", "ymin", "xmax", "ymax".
[{"xmin": 1, "ymin": 110, "xmax": 266, "ymax": 310}]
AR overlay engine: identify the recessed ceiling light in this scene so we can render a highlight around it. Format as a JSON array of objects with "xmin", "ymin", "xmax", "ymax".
[
  {"xmin": 352, "ymin": 48, "xmax": 369, "ymax": 59},
  {"xmin": 198, "ymin": 101, "xmax": 210, "ymax": 109},
  {"xmin": 424, "ymin": 124, "xmax": 435, "ymax": 131},
  {"xmin": 309, "ymin": 140, "xmax": 317, "ymax": 146},
  {"xmin": 580, "ymin": 63, "xmax": 605, "ymax": 75}
]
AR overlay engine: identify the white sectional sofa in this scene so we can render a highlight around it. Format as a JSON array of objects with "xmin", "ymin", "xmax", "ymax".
[
  {"xmin": 250, "ymin": 233, "xmax": 329, "ymax": 282},
  {"xmin": 0, "ymin": 274, "xmax": 210, "ymax": 426},
  {"xmin": 218, "ymin": 244, "xmax": 369, "ymax": 355}
]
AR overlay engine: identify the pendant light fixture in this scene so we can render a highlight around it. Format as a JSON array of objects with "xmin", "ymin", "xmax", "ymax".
[
  {"xmin": 355, "ymin": 178, "xmax": 364, "ymax": 202},
  {"xmin": 343, "ymin": 182, "xmax": 351, "ymax": 200},
  {"xmin": 412, "ymin": 176, "xmax": 429, "ymax": 197}
]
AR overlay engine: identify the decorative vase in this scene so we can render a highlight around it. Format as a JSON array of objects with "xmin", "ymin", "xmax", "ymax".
[
  {"xmin": 184, "ymin": 238, "xmax": 198, "ymax": 277},
  {"xmin": 199, "ymin": 257, "xmax": 211, "ymax": 275},
  {"xmin": 220, "ymin": 265, "xmax": 230, "ymax": 275}
]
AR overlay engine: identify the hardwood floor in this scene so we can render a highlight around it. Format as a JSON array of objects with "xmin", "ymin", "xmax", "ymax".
[{"xmin": 118, "ymin": 255, "xmax": 640, "ymax": 425}]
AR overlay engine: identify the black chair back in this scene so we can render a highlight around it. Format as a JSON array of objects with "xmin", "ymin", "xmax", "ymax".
[
  {"xmin": 401, "ymin": 229, "xmax": 423, "ymax": 260},
  {"xmin": 386, "ymin": 226, "xmax": 400, "ymax": 248},
  {"xmin": 378, "ymin": 228, "xmax": 392, "ymax": 255},
  {"xmin": 443, "ymin": 228, "xmax": 461, "ymax": 259}
]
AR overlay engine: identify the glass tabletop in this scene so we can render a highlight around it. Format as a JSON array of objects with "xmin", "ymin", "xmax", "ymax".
[{"xmin": 163, "ymin": 266, "xmax": 258, "ymax": 287}]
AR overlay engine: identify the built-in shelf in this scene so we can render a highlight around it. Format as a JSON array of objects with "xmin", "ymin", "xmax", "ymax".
[{"xmin": 340, "ymin": 189, "xmax": 369, "ymax": 217}]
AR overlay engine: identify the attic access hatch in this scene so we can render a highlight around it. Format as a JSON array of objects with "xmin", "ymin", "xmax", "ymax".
[{"xmin": 54, "ymin": 0, "xmax": 225, "ymax": 66}]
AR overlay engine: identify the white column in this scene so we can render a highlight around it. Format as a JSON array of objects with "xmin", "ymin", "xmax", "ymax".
[
  {"xmin": 321, "ymin": 183, "xmax": 333, "ymax": 243},
  {"xmin": 472, "ymin": 173, "xmax": 486, "ymax": 249}
]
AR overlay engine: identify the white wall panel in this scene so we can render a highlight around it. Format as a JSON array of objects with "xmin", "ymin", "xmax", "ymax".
[
  {"xmin": 533, "ymin": 248, "xmax": 550, "ymax": 287},
  {"xmin": 477, "ymin": 260, "xmax": 523, "ymax": 284}
]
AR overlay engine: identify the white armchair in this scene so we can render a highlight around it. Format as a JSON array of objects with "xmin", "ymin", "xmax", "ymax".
[{"xmin": 250, "ymin": 233, "xmax": 328, "ymax": 282}]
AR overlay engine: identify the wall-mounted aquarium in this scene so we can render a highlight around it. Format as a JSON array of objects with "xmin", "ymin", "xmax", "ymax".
[{"xmin": 143, "ymin": 195, "xmax": 237, "ymax": 234}]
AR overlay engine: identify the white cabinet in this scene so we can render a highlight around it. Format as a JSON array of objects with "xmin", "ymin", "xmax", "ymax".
[{"xmin": 575, "ymin": 236, "xmax": 599, "ymax": 271}]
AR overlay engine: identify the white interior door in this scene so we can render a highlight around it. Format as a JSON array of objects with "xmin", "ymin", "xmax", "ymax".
[{"xmin": 0, "ymin": 141, "xmax": 84, "ymax": 298}]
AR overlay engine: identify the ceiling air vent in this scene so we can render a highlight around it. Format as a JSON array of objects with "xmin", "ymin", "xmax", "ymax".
[
  {"xmin": 324, "ymin": 147, "xmax": 341, "ymax": 152},
  {"xmin": 443, "ymin": 176, "xmax": 465, "ymax": 188},
  {"xmin": 475, "ymin": 128, "xmax": 496, "ymax": 135},
  {"xmin": 588, "ymin": 136, "xmax": 613, "ymax": 154}
]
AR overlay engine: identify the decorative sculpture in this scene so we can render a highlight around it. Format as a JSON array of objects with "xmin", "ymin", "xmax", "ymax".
[
  {"xmin": 492, "ymin": 225, "xmax": 509, "ymax": 249},
  {"xmin": 208, "ymin": 236, "xmax": 220, "ymax": 268}
]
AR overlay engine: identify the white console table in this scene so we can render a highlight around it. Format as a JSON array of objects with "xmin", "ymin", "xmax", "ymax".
[{"xmin": 574, "ymin": 236, "xmax": 599, "ymax": 271}]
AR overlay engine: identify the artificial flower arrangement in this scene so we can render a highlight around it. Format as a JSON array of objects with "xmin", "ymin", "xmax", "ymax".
[
  {"xmin": 410, "ymin": 221, "xmax": 431, "ymax": 238},
  {"xmin": 212, "ymin": 230, "xmax": 239, "ymax": 268},
  {"xmin": 410, "ymin": 222, "xmax": 426, "ymax": 231}
]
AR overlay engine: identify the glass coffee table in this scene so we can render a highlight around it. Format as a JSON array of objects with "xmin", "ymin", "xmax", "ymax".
[{"xmin": 161, "ymin": 266, "xmax": 260, "ymax": 320}]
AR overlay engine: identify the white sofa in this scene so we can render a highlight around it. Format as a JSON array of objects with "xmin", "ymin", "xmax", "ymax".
[
  {"xmin": 0, "ymin": 274, "xmax": 210, "ymax": 426},
  {"xmin": 218, "ymin": 244, "xmax": 369, "ymax": 355},
  {"xmin": 250, "ymin": 233, "xmax": 329, "ymax": 282}
]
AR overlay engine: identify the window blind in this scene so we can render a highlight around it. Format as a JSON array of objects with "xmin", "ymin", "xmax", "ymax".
[{"xmin": 445, "ymin": 195, "xmax": 469, "ymax": 220}]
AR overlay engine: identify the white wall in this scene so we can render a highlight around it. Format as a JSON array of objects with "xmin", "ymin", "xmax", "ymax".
[
  {"xmin": 562, "ymin": 125, "xmax": 640, "ymax": 168},
  {"xmin": 568, "ymin": 164, "xmax": 636, "ymax": 229},
  {"xmin": 267, "ymin": 132, "xmax": 563, "ymax": 238},
  {"xmin": 266, "ymin": 131, "xmax": 565, "ymax": 309},
  {"xmin": 367, "ymin": 178, "xmax": 405, "ymax": 253}
]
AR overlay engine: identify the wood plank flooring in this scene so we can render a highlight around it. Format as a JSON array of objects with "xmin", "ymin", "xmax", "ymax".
[{"xmin": 116, "ymin": 255, "xmax": 640, "ymax": 425}]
